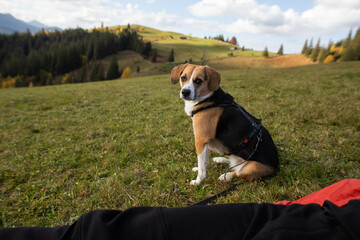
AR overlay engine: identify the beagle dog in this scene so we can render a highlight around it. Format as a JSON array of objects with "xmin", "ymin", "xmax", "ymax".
[{"xmin": 170, "ymin": 64, "xmax": 279, "ymax": 185}]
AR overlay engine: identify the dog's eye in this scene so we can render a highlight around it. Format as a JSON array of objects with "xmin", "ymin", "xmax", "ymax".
[
  {"xmin": 194, "ymin": 78, "xmax": 202, "ymax": 85},
  {"xmin": 181, "ymin": 76, "xmax": 187, "ymax": 82}
]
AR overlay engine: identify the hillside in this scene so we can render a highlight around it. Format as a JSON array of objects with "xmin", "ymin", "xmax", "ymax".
[
  {"xmin": 118, "ymin": 24, "xmax": 271, "ymax": 63},
  {"xmin": 105, "ymin": 24, "xmax": 312, "ymax": 77},
  {"xmin": 0, "ymin": 23, "xmax": 318, "ymax": 88}
]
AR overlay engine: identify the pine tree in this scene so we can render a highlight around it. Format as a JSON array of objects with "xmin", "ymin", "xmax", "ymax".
[
  {"xmin": 341, "ymin": 27, "xmax": 360, "ymax": 61},
  {"xmin": 97, "ymin": 63, "xmax": 105, "ymax": 81},
  {"xmin": 306, "ymin": 38, "xmax": 313, "ymax": 56},
  {"xmin": 86, "ymin": 40, "xmax": 94, "ymax": 60},
  {"xmin": 90, "ymin": 63, "xmax": 99, "ymax": 82},
  {"xmin": 90, "ymin": 62, "xmax": 104, "ymax": 82},
  {"xmin": 351, "ymin": 27, "xmax": 360, "ymax": 60},
  {"xmin": 262, "ymin": 46, "xmax": 269, "ymax": 58},
  {"xmin": 141, "ymin": 42, "xmax": 152, "ymax": 57},
  {"xmin": 167, "ymin": 49, "xmax": 175, "ymax": 62},
  {"xmin": 301, "ymin": 40, "xmax": 308, "ymax": 55},
  {"xmin": 93, "ymin": 43, "xmax": 99, "ymax": 61},
  {"xmin": 79, "ymin": 66, "xmax": 87, "ymax": 83},
  {"xmin": 310, "ymin": 39, "xmax": 321, "ymax": 61},
  {"xmin": 317, "ymin": 48, "xmax": 328, "ymax": 63},
  {"xmin": 342, "ymin": 29, "xmax": 352, "ymax": 49},
  {"xmin": 277, "ymin": 44, "xmax": 284, "ymax": 55},
  {"xmin": 151, "ymin": 48, "xmax": 157, "ymax": 63},
  {"xmin": 106, "ymin": 56, "xmax": 120, "ymax": 80}
]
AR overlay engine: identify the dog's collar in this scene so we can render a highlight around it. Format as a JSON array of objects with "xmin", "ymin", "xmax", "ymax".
[
  {"xmin": 191, "ymin": 102, "xmax": 233, "ymax": 117},
  {"xmin": 194, "ymin": 88, "xmax": 229, "ymax": 106},
  {"xmin": 192, "ymin": 88, "xmax": 229, "ymax": 117}
]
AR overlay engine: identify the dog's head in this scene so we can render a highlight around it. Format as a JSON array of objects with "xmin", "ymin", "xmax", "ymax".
[{"xmin": 170, "ymin": 64, "xmax": 221, "ymax": 101}]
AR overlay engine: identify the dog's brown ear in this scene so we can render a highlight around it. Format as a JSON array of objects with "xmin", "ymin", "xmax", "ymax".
[
  {"xmin": 205, "ymin": 65, "xmax": 221, "ymax": 91},
  {"xmin": 170, "ymin": 64, "xmax": 188, "ymax": 84}
]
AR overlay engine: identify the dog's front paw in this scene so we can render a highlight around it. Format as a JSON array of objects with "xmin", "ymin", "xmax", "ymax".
[
  {"xmin": 190, "ymin": 179, "xmax": 201, "ymax": 185},
  {"xmin": 192, "ymin": 167, "xmax": 198, "ymax": 172}
]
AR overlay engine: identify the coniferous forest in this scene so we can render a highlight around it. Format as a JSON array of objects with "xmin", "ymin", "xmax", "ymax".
[
  {"xmin": 301, "ymin": 27, "xmax": 360, "ymax": 63},
  {"xmin": 0, "ymin": 27, "xmax": 151, "ymax": 88}
]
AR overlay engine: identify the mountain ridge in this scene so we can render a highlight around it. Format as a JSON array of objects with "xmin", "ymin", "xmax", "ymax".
[{"xmin": 0, "ymin": 13, "xmax": 61, "ymax": 34}]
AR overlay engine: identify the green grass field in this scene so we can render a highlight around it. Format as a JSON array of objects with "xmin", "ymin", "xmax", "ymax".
[{"xmin": 0, "ymin": 62, "xmax": 359, "ymax": 227}]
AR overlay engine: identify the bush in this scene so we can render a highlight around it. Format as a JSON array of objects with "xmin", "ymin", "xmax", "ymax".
[{"xmin": 262, "ymin": 47, "xmax": 269, "ymax": 58}]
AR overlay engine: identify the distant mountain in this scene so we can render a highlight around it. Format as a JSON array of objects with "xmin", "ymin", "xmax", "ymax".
[
  {"xmin": 27, "ymin": 20, "xmax": 48, "ymax": 29},
  {"xmin": 0, "ymin": 13, "xmax": 62, "ymax": 34}
]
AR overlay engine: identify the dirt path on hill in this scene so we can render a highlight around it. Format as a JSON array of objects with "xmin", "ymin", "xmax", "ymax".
[{"xmin": 207, "ymin": 54, "xmax": 316, "ymax": 69}]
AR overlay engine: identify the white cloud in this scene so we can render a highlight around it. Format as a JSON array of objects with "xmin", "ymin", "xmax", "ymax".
[
  {"xmin": 0, "ymin": 0, "xmax": 179, "ymax": 30},
  {"xmin": 188, "ymin": 0, "xmax": 360, "ymax": 37},
  {"xmin": 115, "ymin": 3, "xmax": 181, "ymax": 31},
  {"xmin": 0, "ymin": 0, "xmax": 122, "ymax": 28},
  {"xmin": 300, "ymin": 0, "xmax": 360, "ymax": 32},
  {"xmin": 188, "ymin": 0, "xmax": 256, "ymax": 17}
]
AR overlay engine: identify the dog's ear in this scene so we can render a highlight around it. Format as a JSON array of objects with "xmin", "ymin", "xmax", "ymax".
[
  {"xmin": 170, "ymin": 64, "xmax": 188, "ymax": 84},
  {"xmin": 205, "ymin": 65, "xmax": 221, "ymax": 91}
]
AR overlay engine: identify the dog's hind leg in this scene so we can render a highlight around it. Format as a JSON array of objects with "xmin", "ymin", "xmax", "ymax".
[
  {"xmin": 213, "ymin": 157, "xmax": 230, "ymax": 164},
  {"xmin": 236, "ymin": 161, "xmax": 275, "ymax": 182},
  {"xmin": 219, "ymin": 160, "xmax": 274, "ymax": 182},
  {"xmin": 218, "ymin": 155, "xmax": 245, "ymax": 181}
]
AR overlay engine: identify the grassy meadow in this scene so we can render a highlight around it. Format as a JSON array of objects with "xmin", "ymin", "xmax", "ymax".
[
  {"xmin": 0, "ymin": 62, "xmax": 359, "ymax": 227},
  {"xmin": 113, "ymin": 24, "xmax": 272, "ymax": 63}
]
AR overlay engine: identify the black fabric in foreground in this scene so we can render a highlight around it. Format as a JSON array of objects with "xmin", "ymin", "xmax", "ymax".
[{"xmin": 1, "ymin": 200, "xmax": 360, "ymax": 240}]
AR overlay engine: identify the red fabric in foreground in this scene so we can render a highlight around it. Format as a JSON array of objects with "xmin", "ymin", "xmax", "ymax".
[{"xmin": 275, "ymin": 179, "xmax": 360, "ymax": 207}]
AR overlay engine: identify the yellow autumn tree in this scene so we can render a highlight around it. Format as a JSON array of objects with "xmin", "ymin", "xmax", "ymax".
[
  {"xmin": 330, "ymin": 45, "xmax": 336, "ymax": 53},
  {"xmin": 61, "ymin": 74, "xmax": 70, "ymax": 84},
  {"xmin": 121, "ymin": 66, "xmax": 132, "ymax": 79},
  {"xmin": 324, "ymin": 54, "xmax": 335, "ymax": 63},
  {"xmin": 339, "ymin": 46, "xmax": 345, "ymax": 55},
  {"xmin": 0, "ymin": 76, "xmax": 16, "ymax": 88}
]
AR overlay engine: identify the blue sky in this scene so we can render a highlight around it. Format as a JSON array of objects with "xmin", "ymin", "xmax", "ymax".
[{"xmin": 1, "ymin": 0, "xmax": 360, "ymax": 53}]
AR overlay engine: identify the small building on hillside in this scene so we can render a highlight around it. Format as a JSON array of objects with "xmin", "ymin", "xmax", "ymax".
[
  {"xmin": 230, "ymin": 46, "xmax": 238, "ymax": 51},
  {"xmin": 179, "ymin": 36, "xmax": 187, "ymax": 40}
]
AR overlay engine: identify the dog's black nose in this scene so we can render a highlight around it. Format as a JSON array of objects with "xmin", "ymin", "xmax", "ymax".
[{"xmin": 181, "ymin": 89, "xmax": 191, "ymax": 97}]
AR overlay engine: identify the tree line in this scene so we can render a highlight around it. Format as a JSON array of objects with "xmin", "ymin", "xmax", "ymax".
[
  {"xmin": 0, "ymin": 26, "xmax": 152, "ymax": 87},
  {"xmin": 205, "ymin": 35, "xmax": 238, "ymax": 46},
  {"xmin": 301, "ymin": 27, "xmax": 360, "ymax": 63}
]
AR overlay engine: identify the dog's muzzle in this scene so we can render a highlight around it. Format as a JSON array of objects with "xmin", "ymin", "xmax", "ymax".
[{"xmin": 181, "ymin": 89, "xmax": 191, "ymax": 98}]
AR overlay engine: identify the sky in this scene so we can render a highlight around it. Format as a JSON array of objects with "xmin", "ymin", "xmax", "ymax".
[{"xmin": 1, "ymin": 0, "xmax": 360, "ymax": 53}]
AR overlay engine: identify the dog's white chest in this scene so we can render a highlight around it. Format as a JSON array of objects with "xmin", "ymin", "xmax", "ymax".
[{"xmin": 184, "ymin": 101, "xmax": 196, "ymax": 116}]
